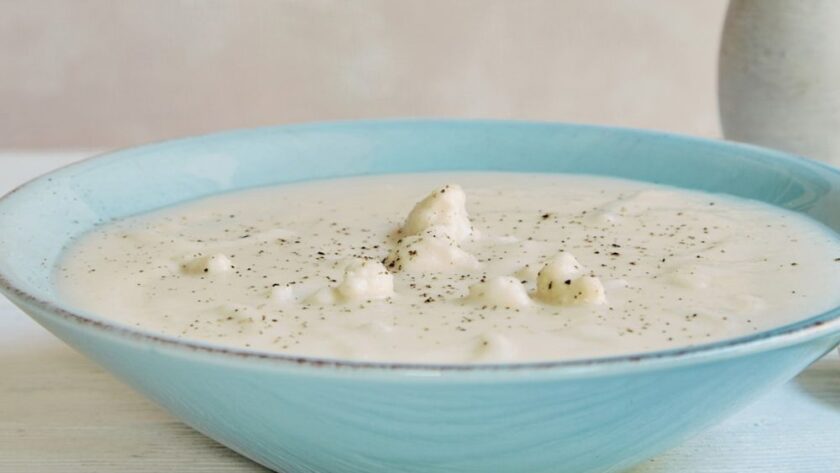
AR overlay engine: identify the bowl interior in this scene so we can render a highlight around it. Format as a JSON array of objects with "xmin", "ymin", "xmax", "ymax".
[{"xmin": 1, "ymin": 120, "xmax": 839, "ymax": 340}]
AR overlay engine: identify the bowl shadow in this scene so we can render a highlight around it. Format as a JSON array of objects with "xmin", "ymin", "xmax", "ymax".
[{"xmin": 793, "ymin": 351, "xmax": 840, "ymax": 412}]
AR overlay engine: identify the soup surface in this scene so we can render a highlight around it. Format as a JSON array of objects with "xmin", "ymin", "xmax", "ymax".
[{"xmin": 56, "ymin": 173, "xmax": 840, "ymax": 363}]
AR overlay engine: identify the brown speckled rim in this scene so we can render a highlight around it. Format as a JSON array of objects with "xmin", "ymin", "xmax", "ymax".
[{"xmin": 1, "ymin": 119, "xmax": 839, "ymax": 374}]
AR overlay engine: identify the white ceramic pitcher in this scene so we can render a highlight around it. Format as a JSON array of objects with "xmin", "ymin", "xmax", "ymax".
[{"xmin": 719, "ymin": 0, "xmax": 840, "ymax": 165}]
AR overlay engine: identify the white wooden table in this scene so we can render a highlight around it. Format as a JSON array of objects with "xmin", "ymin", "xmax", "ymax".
[{"xmin": 1, "ymin": 152, "xmax": 838, "ymax": 472}]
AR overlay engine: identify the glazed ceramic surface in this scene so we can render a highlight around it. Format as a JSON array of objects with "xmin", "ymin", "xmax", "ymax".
[{"xmin": 1, "ymin": 121, "xmax": 838, "ymax": 473}]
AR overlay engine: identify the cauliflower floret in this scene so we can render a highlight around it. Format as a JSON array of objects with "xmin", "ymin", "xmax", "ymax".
[
  {"xmin": 465, "ymin": 276, "xmax": 531, "ymax": 308},
  {"xmin": 401, "ymin": 184, "xmax": 474, "ymax": 242},
  {"xmin": 181, "ymin": 253, "xmax": 234, "ymax": 275},
  {"xmin": 538, "ymin": 252, "xmax": 583, "ymax": 281},
  {"xmin": 268, "ymin": 284, "xmax": 296, "ymax": 306},
  {"xmin": 384, "ymin": 226, "xmax": 480, "ymax": 273},
  {"xmin": 306, "ymin": 259, "xmax": 394, "ymax": 305},
  {"xmin": 336, "ymin": 258, "xmax": 394, "ymax": 301},
  {"xmin": 535, "ymin": 253, "xmax": 606, "ymax": 306}
]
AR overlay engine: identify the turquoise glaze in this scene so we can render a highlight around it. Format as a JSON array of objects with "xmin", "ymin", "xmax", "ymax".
[{"xmin": 0, "ymin": 121, "xmax": 838, "ymax": 473}]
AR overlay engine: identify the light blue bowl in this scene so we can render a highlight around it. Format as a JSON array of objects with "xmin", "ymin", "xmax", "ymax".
[{"xmin": 1, "ymin": 120, "xmax": 839, "ymax": 473}]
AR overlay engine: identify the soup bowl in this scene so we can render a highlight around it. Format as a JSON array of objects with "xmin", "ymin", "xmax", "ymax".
[{"xmin": 1, "ymin": 120, "xmax": 838, "ymax": 473}]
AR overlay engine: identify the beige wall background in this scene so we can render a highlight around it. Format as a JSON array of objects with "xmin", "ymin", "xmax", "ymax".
[{"xmin": 1, "ymin": 0, "xmax": 728, "ymax": 149}]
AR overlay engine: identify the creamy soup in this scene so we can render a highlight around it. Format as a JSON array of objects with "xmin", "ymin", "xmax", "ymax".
[{"xmin": 56, "ymin": 173, "xmax": 840, "ymax": 363}]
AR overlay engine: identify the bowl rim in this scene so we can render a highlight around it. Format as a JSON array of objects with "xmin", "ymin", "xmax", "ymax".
[{"xmin": 1, "ymin": 118, "xmax": 839, "ymax": 374}]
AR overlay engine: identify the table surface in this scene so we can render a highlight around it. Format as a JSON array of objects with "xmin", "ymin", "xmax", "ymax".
[{"xmin": 0, "ymin": 152, "xmax": 838, "ymax": 473}]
